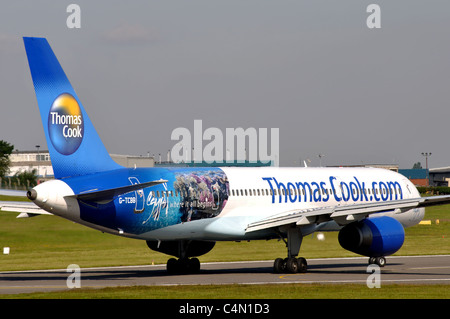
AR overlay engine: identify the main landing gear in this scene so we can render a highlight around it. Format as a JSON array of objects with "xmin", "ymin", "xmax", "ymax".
[
  {"xmin": 274, "ymin": 257, "xmax": 308, "ymax": 274},
  {"xmin": 273, "ymin": 228, "xmax": 308, "ymax": 274}
]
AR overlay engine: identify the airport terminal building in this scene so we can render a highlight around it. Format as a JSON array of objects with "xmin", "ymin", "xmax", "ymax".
[
  {"xmin": 6, "ymin": 150, "xmax": 447, "ymax": 187},
  {"xmin": 7, "ymin": 150, "xmax": 155, "ymax": 178},
  {"xmin": 6, "ymin": 150, "xmax": 271, "ymax": 179},
  {"xmin": 429, "ymin": 167, "xmax": 450, "ymax": 187}
]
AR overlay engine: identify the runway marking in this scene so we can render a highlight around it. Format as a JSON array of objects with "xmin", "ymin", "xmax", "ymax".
[
  {"xmin": 278, "ymin": 274, "xmax": 307, "ymax": 280},
  {"xmin": 6, "ymin": 277, "xmax": 447, "ymax": 291},
  {"xmin": 157, "ymin": 277, "xmax": 450, "ymax": 286},
  {"xmin": 0, "ymin": 263, "xmax": 162, "ymax": 274},
  {"xmin": 409, "ymin": 266, "xmax": 450, "ymax": 270},
  {"xmin": 0, "ymin": 286, "xmax": 68, "ymax": 290},
  {"xmin": 277, "ymin": 276, "xmax": 450, "ymax": 284},
  {"xmin": 0, "ymin": 285, "xmax": 106, "ymax": 291},
  {"xmin": 270, "ymin": 278, "xmax": 450, "ymax": 285}
]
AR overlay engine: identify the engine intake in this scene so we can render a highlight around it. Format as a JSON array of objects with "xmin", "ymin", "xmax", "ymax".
[
  {"xmin": 338, "ymin": 216, "xmax": 405, "ymax": 257},
  {"xmin": 27, "ymin": 189, "xmax": 37, "ymax": 200}
]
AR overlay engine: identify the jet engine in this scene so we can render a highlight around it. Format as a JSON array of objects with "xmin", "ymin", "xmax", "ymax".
[
  {"xmin": 338, "ymin": 216, "xmax": 405, "ymax": 257},
  {"xmin": 146, "ymin": 240, "xmax": 215, "ymax": 258}
]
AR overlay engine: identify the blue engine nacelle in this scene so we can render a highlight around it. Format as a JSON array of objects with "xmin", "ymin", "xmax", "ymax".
[{"xmin": 338, "ymin": 216, "xmax": 405, "ymax": 257}]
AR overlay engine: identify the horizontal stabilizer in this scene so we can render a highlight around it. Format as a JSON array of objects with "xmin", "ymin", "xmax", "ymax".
[
  {"xmin": 16, "ymin": 212, "xmax": 50, "ymax": 218},
  {"xmin": 69, "ymin": 179, "xmax": 168, "ymax": 202},
  {"xmin": 0, "ymin": 201, "xmax": 50, "ymax": 217}
]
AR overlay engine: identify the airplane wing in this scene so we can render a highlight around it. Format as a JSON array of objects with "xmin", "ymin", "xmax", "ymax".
[
  {"xmin": 245, "ymin": 195, "xmax": 450, "ymax": 233},
  {"xmin": 417, "ymin": 194, "xmax": 450, "ymax": 207},
  {"xmin": 0, "ymin": 201, "xmax": 51, "ymax": 218}
]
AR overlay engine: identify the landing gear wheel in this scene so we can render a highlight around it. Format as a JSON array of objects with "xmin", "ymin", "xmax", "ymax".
[
  {"xmin": 368, "ymin": 256, "xmax": 386, "ymax": 267},
  {"xmin": 375, "ymin": 257, "xmax": 386, "ymax": 267},
  {"xmin": 273, "ymin": 258, "xmax": 286, "ymax": 273},
  {"xmin": 166, "ymin": 257, "xmax": 202, "ymax": 274},
  {"xmin": 188, "ymin": 257, "xmax": 201, "ymax": 273},
  {"xmin": 297, "ymin": 257, "xmax": 307, "ymax": 273},
  {"xmin": 286, "ymin": 258, "xmax": 299, "ymax": 273},
  {"xmin": 167, "ymin": 258, "xmax": 179, "ymax": 274}
]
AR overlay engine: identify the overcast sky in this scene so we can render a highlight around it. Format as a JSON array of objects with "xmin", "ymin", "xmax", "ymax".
[{"xmin": 1, "ymin": 1, "xmax": 450, "ymax": 168}]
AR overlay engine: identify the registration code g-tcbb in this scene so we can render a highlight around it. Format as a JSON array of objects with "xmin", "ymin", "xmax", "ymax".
[{"xmin": 118, "ymin": 196, "xmax": 136, "ymax": 204}]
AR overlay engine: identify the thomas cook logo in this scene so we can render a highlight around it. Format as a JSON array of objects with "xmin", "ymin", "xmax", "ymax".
[{"xmin": 48, "ymin": 93, "xmax": 84, "ymax": 155}]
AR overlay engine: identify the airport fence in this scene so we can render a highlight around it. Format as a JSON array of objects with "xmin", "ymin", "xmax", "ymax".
[
  {"xmin": 0, "ymin": 171, "xmax": 42, "ymax": 190},
  {"xmin": 0, "ymin": 177, "xmax": 34, "ymax": 190}
]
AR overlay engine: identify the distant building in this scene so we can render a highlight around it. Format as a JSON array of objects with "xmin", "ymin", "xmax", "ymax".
[
  {"xmin": 110, "ymin": 154, "xmax": 155, "ymax": 169},
  {"xmin": 327, "ymin": 164, "xmax": 399, "ymax": 172},
  {"xmin": 8, "ymin": 150, "xmax": 272, "ymax": 179},
  {"xmin": 9, "ymin": 150, "xmax": 53, "ymax": 178},
  {"xmin": 398, "ymin": 169, "xmax": 429, "ymax": 186},
  {"xmin": 429, "ymin": 167, "xmax": 450, "ymax": 187},
  {"xmin": 326, "ymin": 165, "xmax": 431, "ymax": 186},
  {"xmin": 155, "ymin": 160, "xmax": 273, "ymax": 168},
  {"xmin": 7, "ymin": 150, "xmax": 155, "ymax": 178}
]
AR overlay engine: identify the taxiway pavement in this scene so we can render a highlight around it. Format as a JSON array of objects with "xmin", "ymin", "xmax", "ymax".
[{"xmin": 0, "ymin": 255, "xmax": 449, "ymax": 295}]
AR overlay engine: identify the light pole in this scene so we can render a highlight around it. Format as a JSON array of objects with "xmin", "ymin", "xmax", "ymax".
[
  {"xmin": 35, "ymin": 145, "xmax": 40, "ymax": 178},
  {"xmin": 421, "ymin": 152, "xmax": 432, "ymax": 186},
  {"xmin": 318, "ymin": 154, "xmax": 325, "ymax": 167}
]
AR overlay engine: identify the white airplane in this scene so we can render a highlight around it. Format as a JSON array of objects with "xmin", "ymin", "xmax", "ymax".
[{"xmin": 4, "ymin": 37, "xmax": 450, "ymax": 274}]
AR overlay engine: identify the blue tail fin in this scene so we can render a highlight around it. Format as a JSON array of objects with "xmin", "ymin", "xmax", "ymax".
[{"xmin": 23, "ymin": 37, "xmax": 121, "ymax": 179}]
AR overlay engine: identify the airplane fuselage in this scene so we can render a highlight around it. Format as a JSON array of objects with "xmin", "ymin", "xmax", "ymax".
[{"xmin": 32, "ymin": 166, "xmax": 425, "ymax": 243}]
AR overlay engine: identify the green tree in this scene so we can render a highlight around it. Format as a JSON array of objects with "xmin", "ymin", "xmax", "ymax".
[
  {"xmin": 14, "ymin": 169, "xmax": 38, "ymax": 188},
  {"xmin": 0, "ymin": 140, "xmax": 14, "ymax": 178},
  {"xmin": 412, "ymin": 162, "xmax": 423, "ymax": 169}
]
